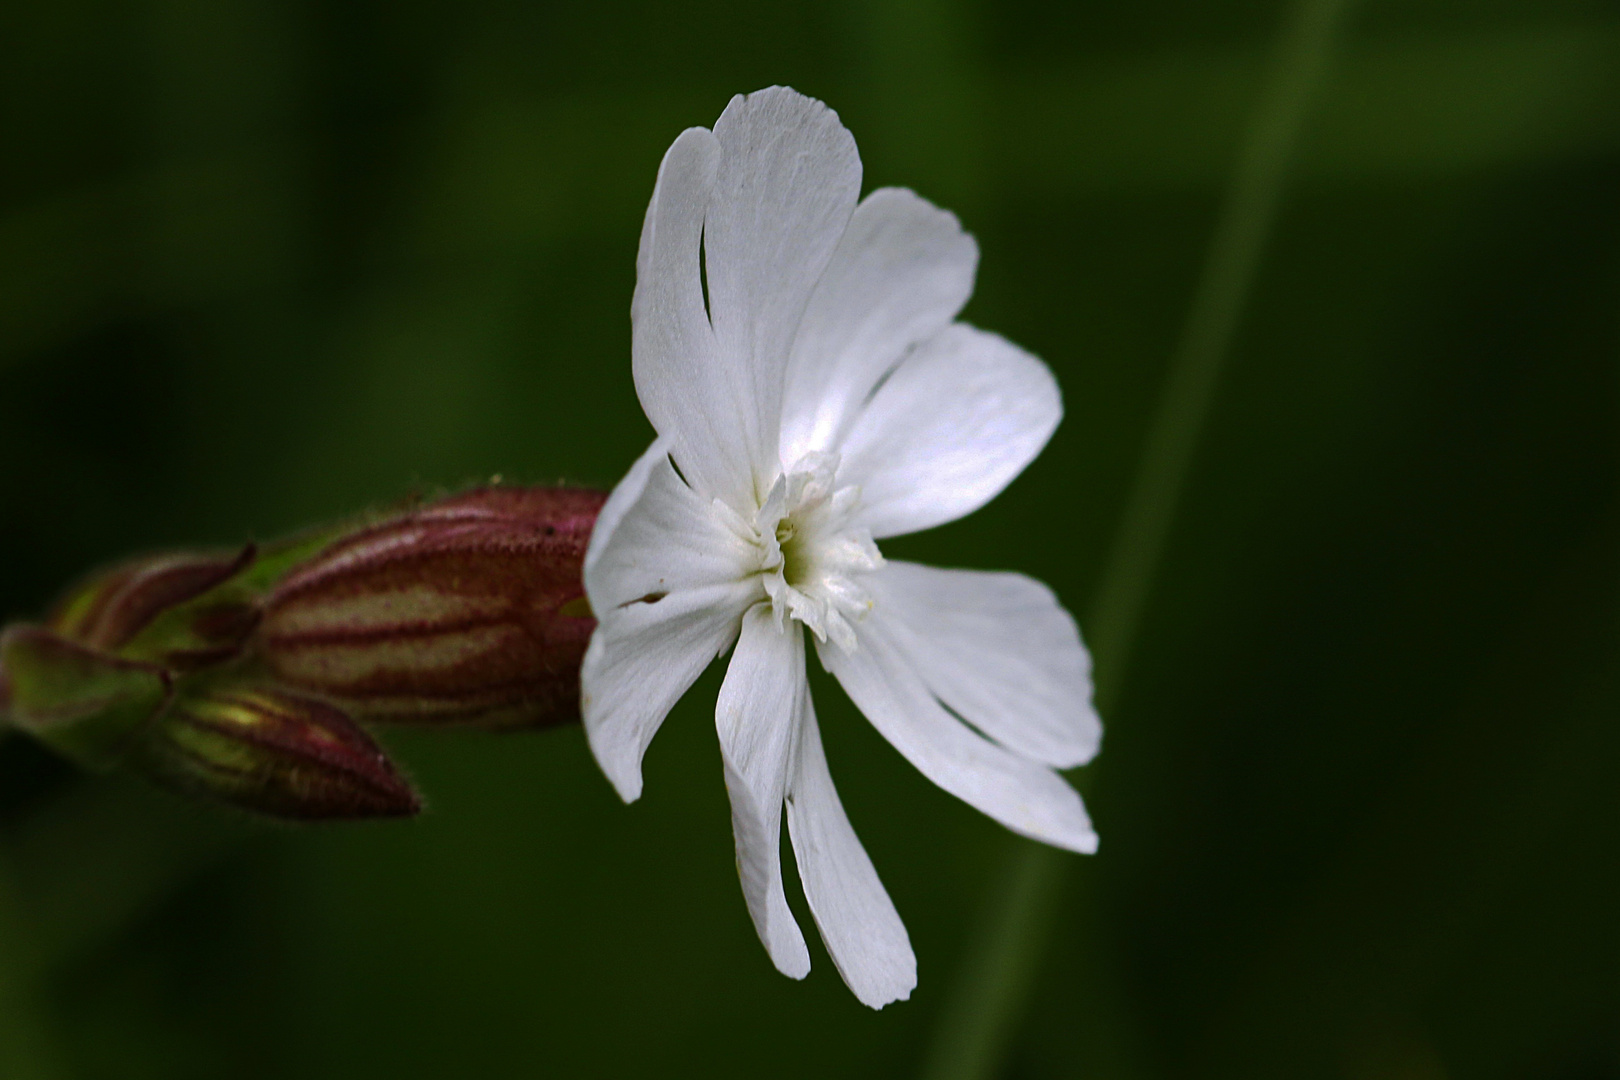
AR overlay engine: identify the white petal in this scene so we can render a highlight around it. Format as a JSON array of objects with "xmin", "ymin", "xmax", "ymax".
[
  {"xmin": 819, "ymin": 616, "xmax": 1097, "ymax": 853},
  {"xmin": 838, "ymin": 323, "xmax": 1061, "ymax": 539},
  {"xmin": 716, "ymin": 603, "xmax": 811, "ymax": 979},
  {"xmin": 584, "ymin": 439, "xmax": 758, "ymax": 605},
  {"xmin": 778, "ymin": 187, "xmax": 978, "ymax": 465},
  {"xmin": 631, "ymin": 126, "xmax": 758, "ymax": 507},
  {"xmin": 704, "ymin": 87, "xmax": 862, "ymax": 501},
  {"xmin": 582, "ymin": 586, "xmax": 755, "ymax": 803},
  {"xmin": 582, "ymin": 441, "xmax": 761, "ymax": 802},
  {"xmin": 870, "ymin": 562, "xmax": 1101, "ymax": 769},
  {"xmin": 787, "ymin": 690, "xmax": 915, "ymax": 1008},
  {"xmin": 584, "ymin": 437, "xmax": 671, "ymax": 574}
]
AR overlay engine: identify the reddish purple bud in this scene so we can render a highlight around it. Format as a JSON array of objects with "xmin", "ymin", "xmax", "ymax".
[
  {"xmin": 257, "ymin": 486, "xmax": 605, "ymax": 728},
  {"xmin": 129, "ymin": 685, "xmax": 421, "ymax": 820}
]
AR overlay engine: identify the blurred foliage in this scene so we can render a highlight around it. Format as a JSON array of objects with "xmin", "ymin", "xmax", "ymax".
[{"xmin": 0, "ymin": 0, "xmax": 1616, "ymax": 1077}]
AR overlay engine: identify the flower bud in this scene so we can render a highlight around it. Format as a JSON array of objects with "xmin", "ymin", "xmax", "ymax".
[
  {"xmin": 127, "ymin": 684, "xmax": 422, "ymax": 820},
  {"xmin": 0, "ymin": 625, "xmax": 172, "ymax": 769},
  {"xmin": 48, "ymin": 545, "xmax": 262, "ymax": 669},
  {"xmin": 257, "ymin": 486, "xmax": 605, "ymax": 728}
]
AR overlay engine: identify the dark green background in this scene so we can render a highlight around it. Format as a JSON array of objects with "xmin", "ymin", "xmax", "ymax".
[{"xmin": 1, "ymin": 1, "xmax": 1616, "ymax": 1076}]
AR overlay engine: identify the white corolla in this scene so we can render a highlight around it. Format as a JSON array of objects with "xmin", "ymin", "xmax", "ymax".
[{"xmin": 581, "ymin": 87, "xmax": 1100, "ymax": 1008}]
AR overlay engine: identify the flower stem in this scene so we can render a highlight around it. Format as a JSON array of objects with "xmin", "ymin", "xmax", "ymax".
[{"xmin": 919, "ymin": 0, "xmax": 1357, "ymax": 1075}]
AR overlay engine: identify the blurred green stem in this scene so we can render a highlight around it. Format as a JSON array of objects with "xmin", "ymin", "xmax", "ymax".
[{"xmin": 919, "ymin": 0, "xmax": 1356, "ymax": 1076}]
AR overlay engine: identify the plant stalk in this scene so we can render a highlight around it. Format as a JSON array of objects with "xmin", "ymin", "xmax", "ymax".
[{"xmin": 919, "ymin": 0, "xmax": 1358, "ymax": 1075}]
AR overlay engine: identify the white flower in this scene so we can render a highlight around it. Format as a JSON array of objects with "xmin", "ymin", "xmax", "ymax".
[{"xmin": 581, "ymin": 87, "xmax": 1101, "ymax": 1009}]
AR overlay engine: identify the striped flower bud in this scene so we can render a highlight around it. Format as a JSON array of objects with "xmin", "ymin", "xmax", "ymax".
[
  {"xmin": 47, "ymin": 545, "xmax": 261, "ymax": 669},
  {"xmin": 128, "ymin": 684, "xmax": 421, "ymax": 820},
  {"xmin": 257, "ymin": 486, "xmax": 606, "ymax": 728}
]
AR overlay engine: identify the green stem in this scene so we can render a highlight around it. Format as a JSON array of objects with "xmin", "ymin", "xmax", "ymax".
[{"xmin": 919, "ymin": 1, "xmax": 1356, "ymax": 1076}]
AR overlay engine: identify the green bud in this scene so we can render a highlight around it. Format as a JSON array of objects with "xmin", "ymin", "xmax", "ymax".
[
  {"xmin": 0, "ymin": 625, "xmax": 171, "ymax": 769},
  {"xmin": 127, "ymin": 684, "xmax": 422, "ymax": 821}
]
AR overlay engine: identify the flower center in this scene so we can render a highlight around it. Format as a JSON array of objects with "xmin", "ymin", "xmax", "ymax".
[
  {"xmin": 774, "ymin": 519, "xmax": 812, "ymax": 589},
  {"xmin": 746, "ymin": 452, "xmax": 882, "ymax": 652}
]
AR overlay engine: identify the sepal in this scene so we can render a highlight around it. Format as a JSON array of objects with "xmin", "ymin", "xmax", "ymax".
[{"xmin": 0, "ymin": 625, "xmax": 171, "ymax": 769}]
